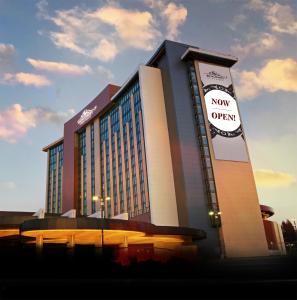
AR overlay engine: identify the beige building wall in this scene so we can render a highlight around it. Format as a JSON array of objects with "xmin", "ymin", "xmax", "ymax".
[
  {"xmin": 195, "ymin": 61, "xmax": 269, "ymax": 257},
  {"xmin": 139, "ymin": 65, "xmax": 179, "ymax": 227}
]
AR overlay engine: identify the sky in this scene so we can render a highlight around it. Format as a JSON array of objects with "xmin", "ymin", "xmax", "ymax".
[{"xmin": 0, "ymin": 0, "xmax": 296, "ymax": 224}]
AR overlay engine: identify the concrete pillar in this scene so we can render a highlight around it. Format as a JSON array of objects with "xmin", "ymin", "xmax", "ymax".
[
  {"xmin": 139, "ymin": 65, "xmax": 179, "ymax": 226},
  {"xmin": 67, "ymin": 234, "xmax": 75, "ymax": 248},
  {"xmin": 36, "ymin": 235, "xmax": 43, "ymax": 256},
  {"xmin": 67, "ymin": 234, "xmax": 75, "ymax": 257}
]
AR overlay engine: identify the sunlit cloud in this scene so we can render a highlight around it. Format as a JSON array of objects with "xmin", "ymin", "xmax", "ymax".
[
  {"xmin": 145, "ymin": 0, "xmax": 187, "ymax": 40},
  {"xmin": 90, "ymin": 39, "xmax": 118, "ymax": 62},
  {"xmin": 91, "ymin": 5, "xmax": 160, "ymax": 51},
  {"xmin": 231, "ymin": 32, "xmax": 280, "ymax": 58},
  {"xmin": 265, "ymin": 3, "xmax": 297, "ymax": 35},
  {"xmin": 247, "ymin": 0, "xmax": 297, "ymax": 35},
  {"xmin": 234, "ymin": 58, "xmax": 297, "ymax": 100},
  {"xmin": 1, "ymin": 72, "xmax": 51, "ymax": 87},
  {"xmin": 0, "ymin": 104, "xmax": 75, "ymax": 143},
  {"xmin": 27, "ymin": 58, "xmax": 92, "ymax": 75},
  {"xmin": 36, "ymin": 1, "xmax": 187, "ymax": 61},
  {"xmin": 233, "ymin": 1, "xmax": 297, "ymax": 60},
  {"xmin": 161, "ymin": 3, "xmax": 187, "ymax": 40},
  {"xmin": 37, "ymin": 2, "xmax": 159, "ymax": 61},
  {"xmin": 0, "ymin": 43, "xmax": 16, "ymax": 72},
  {"xmin": 254, "ymin": 169, "xmax": 296, "ymax": 188}
]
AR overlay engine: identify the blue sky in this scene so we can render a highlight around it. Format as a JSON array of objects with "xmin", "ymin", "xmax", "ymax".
[{"xmin": 0, "ymin": 0, "xmax": 296, "ymax": 224}]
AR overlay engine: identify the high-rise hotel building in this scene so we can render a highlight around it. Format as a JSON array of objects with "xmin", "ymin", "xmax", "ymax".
[{"xmin": 43, "ymin": 41, "xmax": 269, "ymax": 257}]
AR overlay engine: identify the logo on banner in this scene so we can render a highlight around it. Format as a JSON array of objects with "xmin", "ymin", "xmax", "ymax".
[
  {"xmin": 204, "ymin": 87, "xmax": 242, "ymax": 138},
  {"xmin": 205, "ymin": 71, "xmax": 227, "ymax": 81},
  {"xmin": 77, "ymin": 106, "xmax": 97, "ymax": 126}
]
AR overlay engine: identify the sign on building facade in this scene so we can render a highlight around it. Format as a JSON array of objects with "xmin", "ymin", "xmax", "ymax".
[{"xmin": 197, "ymin": 62, "xmax": 249, "ymax": 162}]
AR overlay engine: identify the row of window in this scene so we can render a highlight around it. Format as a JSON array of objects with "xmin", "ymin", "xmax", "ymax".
[
  {"xmin": 47, "ymin": 81, "xmax": 149, "ymax": 218},
  {"xmin": 78, "ymin": 130, "xmax": 87, "ymax": 215},
  {"xmin": 47, "ymin": 143, "xmax": 63, "ymax": 213},
  {"xmin": 73, "ymin": 82, "xmax": 149, "ymax": 217},
  {"xmin": 91, "ymin": 124, "xmax": 96, "ymax": 213},
  {"xmin": 98, "ymin": 80, "xmax": 149, "ymax": 218}
]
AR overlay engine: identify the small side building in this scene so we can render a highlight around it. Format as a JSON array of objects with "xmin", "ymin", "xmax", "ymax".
[{"xmin": 261, "ymin": 205, "xmax": 286, "ymax": 255}]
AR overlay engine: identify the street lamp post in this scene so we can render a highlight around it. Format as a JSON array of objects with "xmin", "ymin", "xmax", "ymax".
[{"xmin": 92, "ymin": 195, "xmax": 110, "ymax": 255}]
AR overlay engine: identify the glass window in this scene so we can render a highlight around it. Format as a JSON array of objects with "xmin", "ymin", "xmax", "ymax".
[
  {"xmin": 200, "ymin": 125, "xmax": 206, "ymax": 135},
  {"xmin": 207, "ymin": 167, "xmax": 213, "ymax": 179},
  {"xmin": 209, "ymin": 180, "xmax": 215, "ymax": 192},
  {"xmin": 201, "ymin": 135, "xmax": 208, "ymax": 146}
]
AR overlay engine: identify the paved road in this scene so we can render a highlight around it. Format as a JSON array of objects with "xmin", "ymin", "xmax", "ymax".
[{"xmin": 0, "ymin": 252, "xmax": 296, "ymax": 299}]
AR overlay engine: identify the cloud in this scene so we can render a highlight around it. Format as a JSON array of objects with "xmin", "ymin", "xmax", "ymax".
[
  {"xmin": 0, "ymin": 181, "xmax": 16, "ymax": 190},
  {"xmin": 37, "ymin": 2, "xmax": 162, "ymax": 61},
  {"xmin": 91, "ymin": 39, "xmax": 118, "ymax": 62},
  {"xmin": 91, "ymin": 5, "xmax": 160, "ymax": 51},
  {"xmin": 0, "ymin": 43, "xmax": 16, "ymax": 72},
  {"xmin": 247, "ymin": 1, "xmax": 297, "ymax": 35},
  {"xmin": 234, "ymin": 58, "xmax": 297, "ymax": 100},
  {"xmin": 36, "ymin": 1, "xmax": 187, "ymax": 60},
  {"xmin": 145, "ymin": 0, "xmax": 187, "ymax": 39},
  {"xmin": 97, "ymin": 65, "xmax": 114, "ymax": 80},
  {"xmin": 234, "ymin": 2, "xmax": 297, "ymax": 60},
  {"xmin": 265, "ymin": 3, "xmax": 297, "ymax": 35},
  {"xmin": 26, "ymin": 58, "xmax": 92, "ymax": 75},
  {"xmin": 231, "ymin": 32, "xmax": 280, "ymax": 58},
  {"xmin": 228, "ymin": 14, "xmax": 247, "ymax": 31},
  {"xmin": 161, "ymin": 3, "xmax": 187, "ymax": 40},
  {"xmin": 254, "ymin": 169, "xmax": 296, "ymax": 188},
  {"xmin": 39, "ymin": 107, "xmax": 75, "ymax": 124},
  {"xmin": 246, "ymin": 0, "xmax": 266, "ymax": 11},
  {"xmin": 0, "ymin": 104, "xmax": 74, "ymax": 143},
  {"xmin": 1, "ymin": 72, "xmax": 51, "ymax": 87},
  {"xmin": 36, "ymin": 0, "xmax": 49, "ymax": 19}
]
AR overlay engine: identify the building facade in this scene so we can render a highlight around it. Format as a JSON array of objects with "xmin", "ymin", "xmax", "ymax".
[{"xmin": 43, "ymin": 40, "xmax": 269, "ymax": 257}]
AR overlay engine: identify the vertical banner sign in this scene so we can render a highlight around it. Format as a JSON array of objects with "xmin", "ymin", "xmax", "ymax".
[{"xmin": 197, "ymin": 62, "xmax": 249, "ymax": 162}]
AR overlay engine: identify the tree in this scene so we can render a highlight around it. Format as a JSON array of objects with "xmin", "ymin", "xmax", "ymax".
[{"xmin": 281, "ymin": 219, "xmax": 297, "ymax": 251}]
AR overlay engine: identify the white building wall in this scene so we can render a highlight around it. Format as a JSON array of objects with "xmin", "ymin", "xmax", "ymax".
[{"xmin": 139, "ymin": 65, "xmax": 179, "ymax": 226}]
